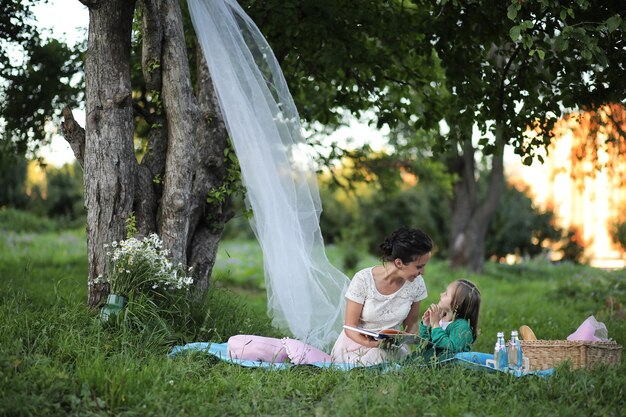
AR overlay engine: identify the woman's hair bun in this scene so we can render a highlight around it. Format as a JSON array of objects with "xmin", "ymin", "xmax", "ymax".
[{"xmin": 380, "ymin": 226, "xmax": 432, "ymax": 263}]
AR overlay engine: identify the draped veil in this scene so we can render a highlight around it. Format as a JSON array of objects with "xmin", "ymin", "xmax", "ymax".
[{"xmin": 188, "ymin": 0, "xmax": 350, "ymax": 349}]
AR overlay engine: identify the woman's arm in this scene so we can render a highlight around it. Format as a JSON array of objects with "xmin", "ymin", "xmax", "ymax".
[
  {"xmin": 403, "ymin": 301, "xmax": 421, "ymax": 333},
  {"xmin": 344, "ymin": 299, "xmax": 381, "ymax": 348}
]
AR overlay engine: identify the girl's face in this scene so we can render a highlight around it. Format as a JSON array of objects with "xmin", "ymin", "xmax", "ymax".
[
  {"xmin": 399, "ymin": 252, "xmax": 431, "ymax": 282},
  {"xmin": 438, "ymin": 281, "xmax": 458, "ymax": 312}
]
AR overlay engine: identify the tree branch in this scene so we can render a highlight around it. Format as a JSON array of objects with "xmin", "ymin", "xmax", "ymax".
[
  {"xmin": 79, "ymin": 0, "xmax": 100, "ymax": 8},
  {"xmin": 60, "ymin": 106, "xmax": 85, "ymax": 168}
]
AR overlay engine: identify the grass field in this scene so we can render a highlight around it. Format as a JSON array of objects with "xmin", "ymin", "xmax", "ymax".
[{"xmin": 1, "ymin": 229, "xmax": 626, "ymax": 416}]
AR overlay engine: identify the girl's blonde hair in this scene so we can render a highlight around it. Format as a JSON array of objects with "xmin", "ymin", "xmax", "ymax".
[{"xmin": 451, "ymin": 279, "xmax": 481, "ymax": 341}]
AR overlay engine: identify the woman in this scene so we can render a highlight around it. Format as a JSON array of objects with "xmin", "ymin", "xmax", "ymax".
[{"xmin": 331, "ymin": 227, "xmax": 433, "ymax": 365}]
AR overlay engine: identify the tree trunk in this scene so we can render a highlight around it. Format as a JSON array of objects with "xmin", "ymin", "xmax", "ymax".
[
  {"xmin": 64, "ymin": 0, "xmax": 230, "ymax": 306},
  {"xmin": 158, "ymin": 0, "xmax": 198, "ymax": 264},
  {"xmin": 187, "ymin": 45, "xmax": 230, "ymax": 295},
  {"xmin": 80, "ymin": 0, "xmax": 137, "ymax": 306},
  {"xmin": 448, "ymin": 124, "xmax": 506, "ymax": 273}
]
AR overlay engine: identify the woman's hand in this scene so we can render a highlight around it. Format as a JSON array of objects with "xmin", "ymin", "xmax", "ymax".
[
  {"xmin": 344, "ymin": 299, "xmax": 378, "ymax": 347},
  {"xmin": 366, "ymin": 337, "xmax": 382, "ymax": 348}
]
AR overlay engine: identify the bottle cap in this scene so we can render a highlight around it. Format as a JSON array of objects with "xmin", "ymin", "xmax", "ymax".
[
  {"xmin": 511, "ymin": 330, "xmax": 519, "ymax": 336},
  {"xmin": 497, "ymin": 331, "xmax": 504, "ymax": 337}
]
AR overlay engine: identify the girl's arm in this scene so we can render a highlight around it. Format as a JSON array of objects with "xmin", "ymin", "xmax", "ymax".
[
  {"xmin": 419, "ymin": 321, "xmax": 431, "ymax": 339},
  {"xmin": 429, "ymin": 319, "xmax": 474, "ymax": 353},
  {"xmin": 343, "ymin": 299, "xmax": 381, "ymax": 348},
  {"xmin": 419, "ymin": 305, "xmax": 434, "ymax": 338},
  {"xmin": 403, "ymin": 301, "xmax": 421, "ymax": 333}
]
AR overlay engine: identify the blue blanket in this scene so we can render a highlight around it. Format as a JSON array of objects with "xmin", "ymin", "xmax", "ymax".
[{"xmin": 169, "ymin": 343, "xmax": 554, "ymax": 377}]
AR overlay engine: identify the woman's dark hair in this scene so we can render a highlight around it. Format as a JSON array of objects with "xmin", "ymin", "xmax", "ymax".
[
  {"xmin": 451, "ymin": 279, "xmax": 481, "ymax": 341},
  {"xmin": 379, "ymin": 226, "xmax": 433, "ymax": 264}
]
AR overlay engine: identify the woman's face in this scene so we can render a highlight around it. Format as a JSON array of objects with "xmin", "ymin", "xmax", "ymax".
[{"xmin": 399, "ymin": 252, "xmax": 431, "ymax": 282}]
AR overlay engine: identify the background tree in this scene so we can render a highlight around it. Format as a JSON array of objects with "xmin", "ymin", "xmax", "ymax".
[
  {"xmin": 0, "ymin": 144, "xmax": 29, "ymax": 209},
  {"xmin": 248, "ymin": 0, "xmax": 625, "ymax": 272},
  {"xmin": 0, "ymin": 0, "xmax": 83, "ymax": 211},
  {"xmin": 0, "ymin": 0, "xmax": 82, "ymax": 157},
  {"xmin": 403, "ymin": 0, "xmax": 626, "ymax": 272}
]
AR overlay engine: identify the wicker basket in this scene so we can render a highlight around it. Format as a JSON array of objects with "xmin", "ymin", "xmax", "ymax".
[{"xmin": 520, "ymin": 340, "xmax": 622, "ymax": 370}]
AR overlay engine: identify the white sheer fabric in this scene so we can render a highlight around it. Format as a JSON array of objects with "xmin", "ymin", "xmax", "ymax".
[{"xmin": 188, "ymin": 0, "xmax": 350, "ymax": 349}]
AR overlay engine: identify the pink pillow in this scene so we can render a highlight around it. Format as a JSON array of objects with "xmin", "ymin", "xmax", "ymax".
[
  {"xmin": 282, "ymin": 338, "xmax": 332, "ymax": 364},
  {"xmin": 227, "ymin": 335, "xmax": 289, "ymax": 363}
]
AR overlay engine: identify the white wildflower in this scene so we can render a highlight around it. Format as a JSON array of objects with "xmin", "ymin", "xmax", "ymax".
[{"xmin": 103, "ymin": 233, "xmax": 194, "ymax": 296}]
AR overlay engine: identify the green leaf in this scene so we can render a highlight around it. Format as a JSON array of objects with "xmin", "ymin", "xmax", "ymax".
[
  {"xmin": 509, "ymin": 25, "xmax": 521, "ymax": 41},
  {"xmin": 507, "ymin": 4, "xmax": 518, "ymax": 20},
  {"xmin": 537, "ymin": 49, "xmax": 545, "ymax": 60},
  {"xmin": 523, "ymin": 36, "xmax": 533, "ymax": 49},
  {"xmin": 553, "ymin": 36, "xmax": 568, "ymax": 52},
  {"xmin": 606, "ymin": 15, "xmax": 622, "ymax": 33},
  {"xmin": 592, "ymin": 49, "xmax": 608, "ymax": 67}
]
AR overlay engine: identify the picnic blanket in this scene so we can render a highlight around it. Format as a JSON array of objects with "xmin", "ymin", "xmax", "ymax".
[{"xmin": 168, "ymin": 342, "xmax": 554, "ymax": 377}]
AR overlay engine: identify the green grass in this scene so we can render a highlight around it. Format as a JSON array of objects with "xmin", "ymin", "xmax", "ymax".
[{"xmin": 1, "ymin": 230, "xmax": 626, "ymax": 416}]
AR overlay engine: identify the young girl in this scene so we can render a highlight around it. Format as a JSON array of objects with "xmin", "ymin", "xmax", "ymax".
[
  {"xmin": 416, "ymin": 279, "xmax": 481, "ymax": 362},
  {"xmin": 330, "ymin": 227, "xmax": 433, "ymax": 365}
]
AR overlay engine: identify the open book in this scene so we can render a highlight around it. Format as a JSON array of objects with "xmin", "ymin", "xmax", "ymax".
[{"xmin": 342, "ymin": 325, "xmax": 432, "ymax": 346}]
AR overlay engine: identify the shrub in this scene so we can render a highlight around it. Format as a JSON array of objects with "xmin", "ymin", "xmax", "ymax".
[
  {"xmin": 0, "ymin": 207, "xmax": 58, "ymax": 233},
  {"xmin": 610, "ymin": 220, "xmax": 626, "ymax": 251},
  {"xmin": 486, "ymin": 185, "xmax": 561, "ymax": 260}
]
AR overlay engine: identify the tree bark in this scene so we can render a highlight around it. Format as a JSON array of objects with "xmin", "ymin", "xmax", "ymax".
[
  {"xmin": 81, "ymin": 0, "xmax": 137, "ymax": 306},
  {"xmin": 188, "ymin": 46, "xmax": 230, "ymax": 294},
  {"xmin": 158, "ymin": 0, "xmax": 198, "ymax": 264},
  {"xmin": 133, "ymin": 0, "xmax": 167, "ymax": 237}
]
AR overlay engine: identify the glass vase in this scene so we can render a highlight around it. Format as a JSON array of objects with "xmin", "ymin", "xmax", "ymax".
[{"xmin": 99, "ymin": 294, "xmax": 128, "ymax": 322}]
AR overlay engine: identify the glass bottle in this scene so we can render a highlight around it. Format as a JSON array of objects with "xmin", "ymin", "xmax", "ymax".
[
  {"xmin": 508, "ymin": 330, "xmax": 523, "ymax": 370},
  {"xmin": 494, "ymin": 331, "xmax": 508, "ymax": 371}
]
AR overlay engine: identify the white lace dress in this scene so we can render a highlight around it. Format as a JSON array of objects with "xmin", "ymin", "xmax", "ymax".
[{"xmin": 330, "ymin": 267, "xmax": 428, "ymax": 365}]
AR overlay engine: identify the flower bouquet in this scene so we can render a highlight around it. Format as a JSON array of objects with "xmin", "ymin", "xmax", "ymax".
[{"xmin": 98, "ymin": 233, "xmax": 194, "ymax": 322}]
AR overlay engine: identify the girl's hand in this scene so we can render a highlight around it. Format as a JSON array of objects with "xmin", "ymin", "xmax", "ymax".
[
  {"xmin": 422, "ymin": 308, "xmax": 431, "ymax": 325},
  {"xmin": 441, "ymin": 307, "xmax": 453, "ymax": 322},
  {"xmin": 429, "ymin": 304, "xmax": 442, "ymax": 327}
]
